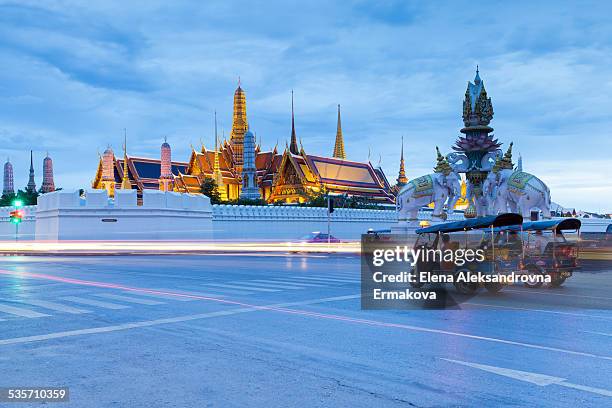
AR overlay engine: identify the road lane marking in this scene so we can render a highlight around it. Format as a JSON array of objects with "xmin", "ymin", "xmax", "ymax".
[
  {"xmin": 60, "ymin": 296, "xmax": 130, "ymax": 310},
  {"xmin": 0, "ymin": 303, "xmax": 50, "ymax": 318},
  {"xmin": 170, "ymin": 289, "xmax": 227, "ymax": 298},
  {"xmin": 189, "ymin": 287, "xmax": 255, "ymax": 296},
  {"xmin": 464, "ymin": 302, "xmax": 612, "ymax": 320},
  {"xmin": 133, "ymin": 291, "xmax": 195, "ymax": 302},
  {"xmin": 230, "ymin": 281, "xmax": 305, "ymax": 290},
  {"xmin": 14, "ymin": 299, "xmax": 91, "ymax": 314},
  {"xmin": 584, "ymin": 331, "xmax": 612, "ymax": 337},
  {"xmin": 262, "ymin": 279, "xmax": 327, "ymax": 287},
  {"xmin": 290, "ymin": 276, "xmax": 359, "ymax": 283},
  {"xmin": 441, "ymin": 358, "xmax": 612, "ymax": 397},
  {"xmin": 204, "ymin": 283, "xmax": 280, "ymax": 292},
  {"xmin": 1, "ymin": 269, "xmax": 610, "ymax": 362},
  {"xmin": 93, "ymin": 293, "xmax": 164, "ymax": 305},
  {"xmin": 0, "ymin": 295, "xmax": 360, "ymax": 346},
  {"xmin": 504, "ymin": 289, "xmax": 612, "ymax": 302}
]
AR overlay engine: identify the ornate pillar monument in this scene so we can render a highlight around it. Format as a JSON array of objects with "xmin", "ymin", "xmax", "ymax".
[
  {"xmin": 159, "ymin": 138, "xmax": 173, "ymax": 192},
  {"xmin": 101, "ymin": 146, "xmax": 115, "ymax": 198},
  {"xmin": 448, "ymin": 68, "xmax": 502, "ymax": 217},
  {"xmin": 240, "ymin": 129, "xmax": 261, "ymax": 200},
  {"xmin": 3, "ymin": 158, "xmax": 14, "ymax": 196},
  {"xmin": 41, "ymin": 153, "xmax": 55, "ymax": 193}
]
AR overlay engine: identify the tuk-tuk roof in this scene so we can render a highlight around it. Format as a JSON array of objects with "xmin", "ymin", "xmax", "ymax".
[
  {"xmin": 416, "ymin": 213, "xmax": 523, "ymax": 234},
  {"xmin": 501, "ymin": 218, "xmax": 581, "ymax": 232}
]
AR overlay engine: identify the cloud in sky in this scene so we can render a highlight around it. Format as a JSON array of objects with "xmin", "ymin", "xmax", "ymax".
[{"xmin": 0, "ymin": 0, "xmax": 611, "ymax": 212}]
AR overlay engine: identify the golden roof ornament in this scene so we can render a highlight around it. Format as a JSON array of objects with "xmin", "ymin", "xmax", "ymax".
[
  {"xmin": 493, "ymin": 142, "xmax": 514, "ymax": 173},
  {"xmin": 333, "ymin": 104, "xmax": 346, "ymax": 159},
  {"xmin": 433, "ymin": 146, "xmax": 453, "ymax": 175},
  {"xmin": 396, "ymin": 136, "xmax": 408, "ymax": 185}
]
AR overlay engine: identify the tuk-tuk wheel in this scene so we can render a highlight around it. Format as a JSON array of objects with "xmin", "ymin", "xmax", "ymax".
[
  {"xmin": 524, "ymin": 265, "xmax": 544, "ymax": 288},
  {"xmin": 453, "ymin": 269, "xmax": 479, "ymax": 295},
  {"xmin": 484, "ymin": 282, "xmax": 504, "ymax": 293}
]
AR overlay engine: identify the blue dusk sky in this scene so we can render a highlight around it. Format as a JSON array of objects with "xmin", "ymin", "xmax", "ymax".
[{"xmin": 1, "ymin": 0, "xmax": 611, "ymax": 212}]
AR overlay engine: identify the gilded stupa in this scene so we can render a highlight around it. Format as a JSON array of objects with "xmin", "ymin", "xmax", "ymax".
[{"xmin": 93, "ymin": 80, "xmax": 396, "ymax": 204}]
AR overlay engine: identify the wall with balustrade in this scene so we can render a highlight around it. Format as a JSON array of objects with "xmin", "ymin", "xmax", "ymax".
[
  {"xmin": 211, "ymin": 204, "xmax": 398, "ymax": 240},
  {"xmin": 2, "ymin": 192, "xmax": 606, "ymax": 242},
  {"xmin": 34, "ymin": 189, "xmax": 213, "ymax": 240}
]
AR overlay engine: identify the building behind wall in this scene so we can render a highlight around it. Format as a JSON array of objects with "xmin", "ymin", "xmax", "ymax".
[{"xmin": 92, "ymin": 81, "xmax": 396, "ymax": 204}]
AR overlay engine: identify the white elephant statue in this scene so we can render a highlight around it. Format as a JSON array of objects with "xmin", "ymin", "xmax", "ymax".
[
  {"xmin": 483, "ymin": 169, "xmax": 551, "ymax": 219},
  {"xmin": 397, "ymin": 171, "xmax": 462, "ymax": 221}
]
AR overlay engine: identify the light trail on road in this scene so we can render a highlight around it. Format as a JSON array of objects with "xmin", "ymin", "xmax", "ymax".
[
  {"xmin": 0, "ymin": 240, "xmax": 360, "ymax": 255},
  {"xmin": 1, "ymin": 268, "xmax": 611, "ymax": 362}
]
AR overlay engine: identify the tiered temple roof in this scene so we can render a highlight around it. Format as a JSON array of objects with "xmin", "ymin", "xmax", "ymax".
[{"xmin": 93, "ymin": 81, "xmax": 397, "ymax": 204}]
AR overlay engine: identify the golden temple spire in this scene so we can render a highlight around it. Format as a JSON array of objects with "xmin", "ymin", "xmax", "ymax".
[
  {"xmin": 396, "ymin": 136, "xmax": 408, "ymax": 185},
  {"xmin": 213, "ymin": 111, "xmax": 227, "ymax": 200},
  {"xmin": 231, "ymin": 78, "xmax": 248, "ymax": 167},
  {"xmin": 213, "ymin": 111, "xmax": 220, "ymax": 174},
  {"xmin": 121, "ymin": 128, "xmax": 131, "ymax": 189},
  {"xmin": 289, "ymin": 90, "xmax": 299, "ymax": 155},
  {"xmin": 333, "ymin": 104, "xmax": 346, "ymax": 159}
]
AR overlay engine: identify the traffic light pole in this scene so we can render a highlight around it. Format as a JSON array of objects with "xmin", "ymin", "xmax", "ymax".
[
  {"xmin": 15, "ymin": 222, "xmax": 18, "ymax": 242},
  {"xmin": 327, "ymin": 202, "xmax": 331, "ymax": 245},
  {"xmin": 326, "ymin": 194, "xmax": 333, "ymax": 245}
]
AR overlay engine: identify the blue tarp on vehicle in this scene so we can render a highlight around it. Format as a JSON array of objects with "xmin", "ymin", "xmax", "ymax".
[
  {"xmin": 416, "ymin": 213, "xmax": 523, "ymax": 234},
  {"xmin": 499, "ymin": 218, "xmax": 581, "ymax": 233}
]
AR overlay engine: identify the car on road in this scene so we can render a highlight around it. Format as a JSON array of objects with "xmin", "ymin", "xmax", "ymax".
[{"xmin": 298, "ymin": 232, "xmax": 341, "ymax": 243}]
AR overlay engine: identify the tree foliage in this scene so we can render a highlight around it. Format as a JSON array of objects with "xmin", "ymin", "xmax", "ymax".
[
  {"xmin": 200, "ymin": 177, "xmax": 221, "ymax": 204},
  {"xmin": 0, "ymin": 189, "xmax": 39, "ymax": 207}
]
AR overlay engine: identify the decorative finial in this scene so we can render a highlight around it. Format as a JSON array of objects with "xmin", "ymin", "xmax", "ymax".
[
  {"xmin": 493, "ymin": 142, "xmax": 514, "ymax": 173},
  {"xmin": 123, "ymin": 128, "xmax": 127, "ymax": 156},
  {"xmin": 396, "ymin": 135, "xmax": 408, "ymax": 185},
  {"xmin": 333, "ymin": 103, "xmax": 346, "ymax": 159},
  {"xmin": 434, "ymin": 146, "xmax": 453, "ymax": 175},
  {"xmin": 289, "ymin": 89, "xmax": 299, "ymax": 155},
  {"xmin": 238, "ymin": 76, "xmax": 241, "ymax": 87}
]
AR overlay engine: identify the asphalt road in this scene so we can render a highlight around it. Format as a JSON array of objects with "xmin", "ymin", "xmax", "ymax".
[{"xmin": 0, "ymin": 254, "xmax": 610, "ymax": 407}]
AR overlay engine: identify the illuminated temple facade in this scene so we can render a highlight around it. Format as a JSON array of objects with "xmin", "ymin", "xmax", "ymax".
[{"xmin": 92, "ymin": 83, "xmax": 397, "ymax": 203}]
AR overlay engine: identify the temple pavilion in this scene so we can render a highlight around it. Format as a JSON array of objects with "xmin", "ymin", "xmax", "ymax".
[{"xmin": 92, "ymin": 82, "xmax": 400, "ymax": 204}]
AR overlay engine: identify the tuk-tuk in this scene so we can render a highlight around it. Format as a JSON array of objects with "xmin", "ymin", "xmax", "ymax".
[
  {"xmin": 513, "ymin": 218, "xmax": 581, "ymax": 287},
  {"xmin": 413, "ymin": 213, "xmax": 524, "ymax": 295}
]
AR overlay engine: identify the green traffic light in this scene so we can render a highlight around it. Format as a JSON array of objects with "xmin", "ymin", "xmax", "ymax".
[
  {"xmin": 11, "ymin": 218, "xmax": 21, "ymax": 224},
  {"xmin": 13, "ymin": 200, "xmax": 23, "ymax": 208}
]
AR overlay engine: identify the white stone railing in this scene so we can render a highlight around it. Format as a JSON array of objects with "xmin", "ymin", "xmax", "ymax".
[
  {"xmin": 212, "ymin": 204, "xmax": 398, "ymax": 221},
  {"xmin": 35, "ymin": 189, "xmax": 211, "ymax": 211}
]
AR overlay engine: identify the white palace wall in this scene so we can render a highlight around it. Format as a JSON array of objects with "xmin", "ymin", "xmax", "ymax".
[
  {"xmin": 34, "ymin": 189, "xmax": 213, "ymax": 240},
  {"xmin": 0, "ymin": 205, "xmax": 36, "ymax": 240},
  {"xmin": 1, "ymin": 190, "xmax": 607, "ymax": 241},
  {"xmin": 211, "ymin": 205, "xmax": 397, "ymax": 240},
  {"xmin": 0, "ymin": 191, "xmax": 399, "ymax": 241}
]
